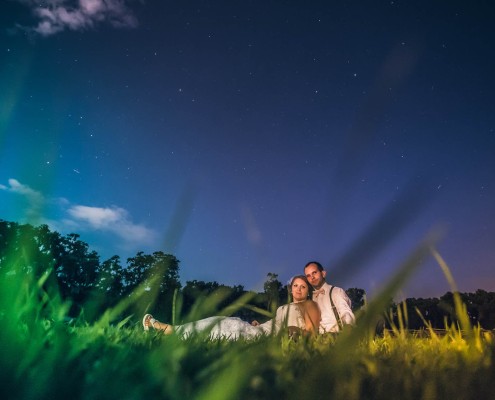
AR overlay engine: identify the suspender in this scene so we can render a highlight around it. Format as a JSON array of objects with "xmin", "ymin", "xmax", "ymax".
[{"xmin": 329, "ymin": 286, "xmax": 344, "ymax": 331}]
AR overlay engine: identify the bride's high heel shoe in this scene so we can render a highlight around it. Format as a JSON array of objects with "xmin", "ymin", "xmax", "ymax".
[
  {"xmin": 143, "ymin": 313, "xmax": 171, "ymax": 333},
  {"xmin": 143, "ymin": 313, "xmax": 158, "ymax": 331}
]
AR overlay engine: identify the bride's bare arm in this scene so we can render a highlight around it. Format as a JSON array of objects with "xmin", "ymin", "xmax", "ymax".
[{"xmin": 302, "ymin": 301, "xmax": 320, "ymax": 334}]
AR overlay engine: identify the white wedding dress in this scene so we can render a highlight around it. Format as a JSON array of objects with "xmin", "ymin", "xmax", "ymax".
[{"xmin": 175, "ymin": 303, "xmax": 305, "ymax": 340}]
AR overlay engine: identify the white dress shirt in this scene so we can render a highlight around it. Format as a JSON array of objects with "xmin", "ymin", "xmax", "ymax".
[{"xmin": 312, "ymin": 282, "xmax": 355, "ymax": 333}]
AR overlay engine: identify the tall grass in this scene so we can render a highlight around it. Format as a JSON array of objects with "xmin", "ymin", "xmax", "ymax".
[{"xmin": 1, "ymin": 240, "xmax": 494, "ymax": 400}]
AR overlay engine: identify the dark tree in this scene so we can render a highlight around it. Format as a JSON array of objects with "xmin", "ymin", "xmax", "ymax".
[
  {"xmin": 182, "ymin": 280, "xmax": 220, "ymax": 305},
  {"xmin": 179, "ymin": 280, "xmax": 253, "ymax": 322},
  {"xmin": 346, "ymin": 288, "xmax": 366, "ymax": 311},
  {"xmin": 91, "ymin": 255, "xmax": 125, "ymax": 310},
  {"xmin": 438, "ymin": 291, "xmax": 456, "ymax": 327},
  {"xmin": 96, "ymin": 255, "xmax": 124, "ymax": 295},
  {"xmin": 461, "ymin": 290, "xmax": 495, "ymax": 329},
  {"xmin": 263, "ymin": 272, "xmax": 287, "ymax": 312},
  {"xmin": 54, "ymin": 233, "xmax": 100, "ymax": 306},
  {"xmin": 0, "ymin": 221, "xmax": 100, "ymax": 317},
  {"xmin": 124, "ymin": 251, "xmax": 181, "ymax": 321},
  {"xmin": 0, "ymin": 220, "xmax": 47, "ymax": 276}
]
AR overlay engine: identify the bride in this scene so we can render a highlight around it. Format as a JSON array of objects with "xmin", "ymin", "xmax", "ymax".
[{"xmin": 142, "ymin": 275, "xmax": 320, "ymax": 340}]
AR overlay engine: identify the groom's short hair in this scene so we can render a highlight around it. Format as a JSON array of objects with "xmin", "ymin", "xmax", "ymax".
[{"xmin": 304, "ymin": 261, "xmax": 324, "ymax": 272}]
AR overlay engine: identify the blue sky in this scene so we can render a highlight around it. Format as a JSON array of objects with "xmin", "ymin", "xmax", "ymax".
[{"xmin": 1, "ymin": 0, "xmax": 494, "ymax": 298}]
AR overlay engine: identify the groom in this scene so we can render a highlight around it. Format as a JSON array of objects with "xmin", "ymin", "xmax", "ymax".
[{"xmin": 304, "ymin": 261, "xmax": 355, "ymax": 333}]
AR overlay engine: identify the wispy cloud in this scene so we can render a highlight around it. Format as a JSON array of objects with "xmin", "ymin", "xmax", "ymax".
[
  {"xmin": 15, "ymin": 0, "xmax": 139, "ymax": 37},
  {"xmin": 67, "ymin": 204, "xmax": 154, "ymax": 243},
  {"xmin": 0, "ymin": 178, "xmax": 155, "ymax": 248},
  {"xmin": 0, "ymin": 178, "xmax": 45, "ymax": 221},
  {"xmin": 1, "ymin": 178, "xmax": 44, "ymax": 202}
]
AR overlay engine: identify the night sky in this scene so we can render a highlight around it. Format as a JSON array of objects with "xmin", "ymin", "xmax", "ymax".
[{"xmin": 1, "ymin": 0, "xmax": 494, "ymax": 299}]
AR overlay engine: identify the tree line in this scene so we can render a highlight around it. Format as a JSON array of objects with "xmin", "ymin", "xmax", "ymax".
[{"xmin": 1, "ymin": 219, "xmax": 494, "ymax": 329}]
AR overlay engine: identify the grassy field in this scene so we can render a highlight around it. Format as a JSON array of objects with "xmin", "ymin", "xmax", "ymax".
[{"xmin": 1, "ymin": 245, "xmax": 495, "ymax": 400}]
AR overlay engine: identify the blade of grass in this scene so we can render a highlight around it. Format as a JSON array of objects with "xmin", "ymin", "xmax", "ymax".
[{"xmin": 431, "ymin": 247, "xmax": 473, "ymax": 338}]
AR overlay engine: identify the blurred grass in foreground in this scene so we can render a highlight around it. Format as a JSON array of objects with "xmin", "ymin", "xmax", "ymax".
[{"xmin": 1, "ymin": 239, "xmax": 494, "ymax": 400}]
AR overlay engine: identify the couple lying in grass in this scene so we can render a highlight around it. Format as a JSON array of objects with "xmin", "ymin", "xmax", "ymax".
[{"xmin": 143, "ymin": 262, "xmax": 355, "ymax": 339}]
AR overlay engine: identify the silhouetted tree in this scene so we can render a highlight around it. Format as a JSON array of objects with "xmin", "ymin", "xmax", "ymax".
[
  {"xmin": 0, "ymin": 221, "xmax": 101, "ymax": 316},
  {"xmin": 181, "ymin": 279, "xmax": 220, "ymax": 311},
  {"xmin": 54, "ymin": 233, "xmax": 100, "ymax": 306},
  {"xmin": 461, "ymin": 290, "xmax": 495, "ymax": 329},
  {"xmin": 0, "ymin": 221, "xmax": 50, "ymax": 277},
  {"xmin": 179, "ymin": 280, "xmax": 253, "ymax": 321},
  {"xmin": 346, "ymin": 288, "xmax": 366, "ymax": 311},
  {"xmin": 263, "ymin": 272, "xmax": 287, "ymax": 312},
  {"xmin": 92, "ymin": 255, "xmax": 125, "ymax": 311},
  {"xmin": 124, "ymin": 251, "xmax": 181, "ymax": 321}
]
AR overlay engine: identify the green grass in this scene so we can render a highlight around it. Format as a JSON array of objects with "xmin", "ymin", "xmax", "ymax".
[
  {"xmin": 1, "ymin": 242, "xmax": 495, "ymax": 399},
  {"xmin": 2, "ymin": 313, "xmax": 494, "ymax": 400}
]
